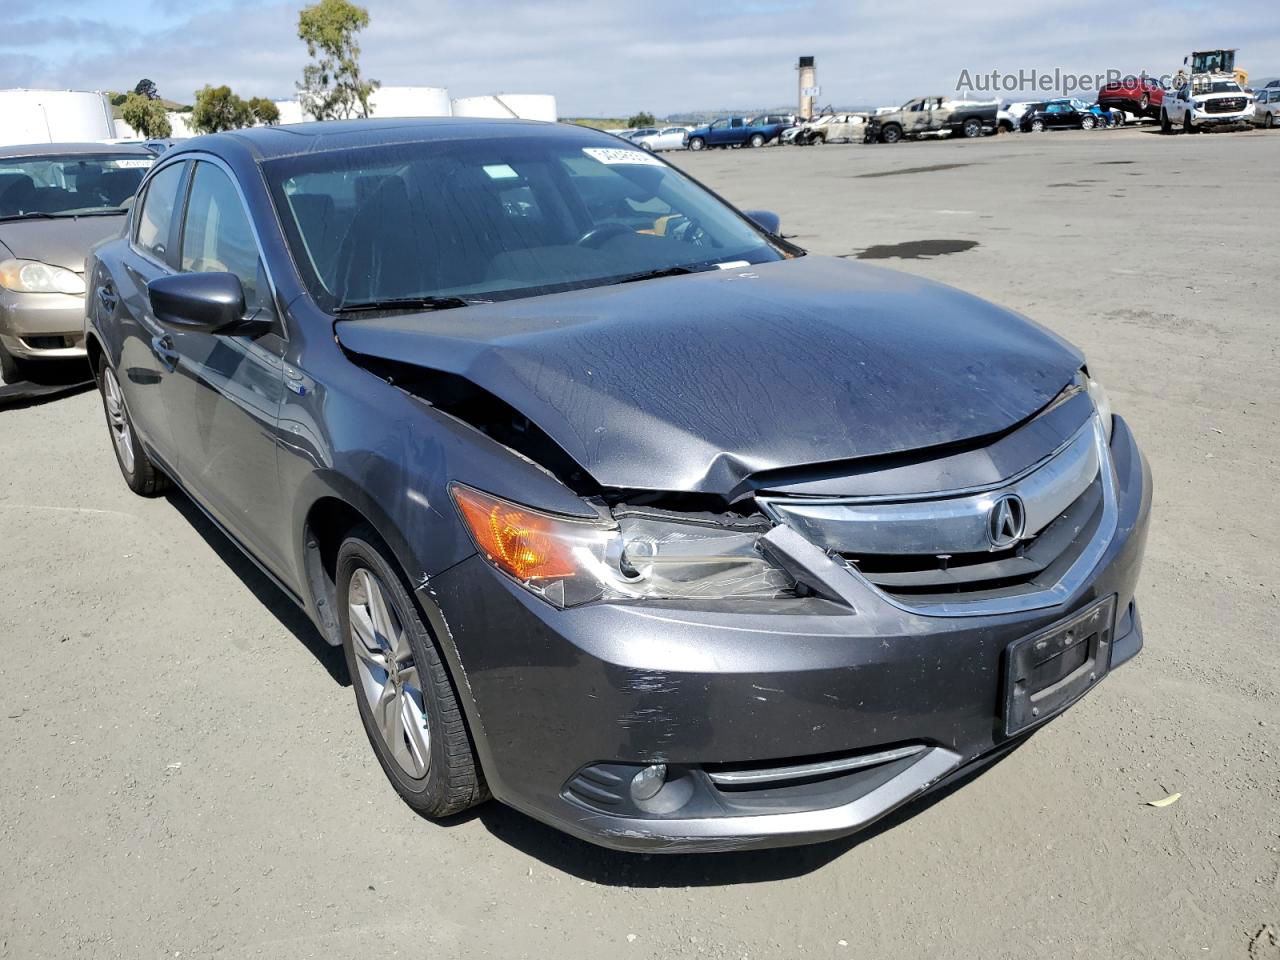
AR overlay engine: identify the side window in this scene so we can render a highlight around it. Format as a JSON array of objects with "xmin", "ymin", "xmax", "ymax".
[
  {"xmin": 181, "ymin": 162, "xmax": 266, "ymax": 311},
  {"xmin": 730, "ymin": 118, "xmax": 743, "ymax": 128},
  {"xmin": 134, "ymin": 162, "xmax": 185, "ymax": 262}
]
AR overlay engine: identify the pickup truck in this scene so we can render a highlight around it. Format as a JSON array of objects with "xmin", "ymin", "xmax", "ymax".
[
  {"xmin": 1160, "ymin": 75, "xmax": 1253, "ymax": 133},
  {"xmin": 866, "ymin": 97, "xmax": 997, "ymax": 144},
  {"xmin": 686, "ymin": 116, "xmax": 789, "ymax": 150}
]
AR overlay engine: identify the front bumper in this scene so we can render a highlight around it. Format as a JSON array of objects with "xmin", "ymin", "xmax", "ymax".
[
  {"xmin": 421, "ymin": 416, "xmax": 1152, "ymax": 852},
  {"xmin": 0, "ymin": 289, "xmax": 88, "ymax": 360},
  {"xmin": 1191, "ymin": 110, "xmax": 1252, "ymax": 127}
]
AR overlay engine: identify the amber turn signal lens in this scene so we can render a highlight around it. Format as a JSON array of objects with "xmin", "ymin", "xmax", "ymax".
[{"xmin": 452, "ymin": 486, "xmax": 581, "ymax": 582}]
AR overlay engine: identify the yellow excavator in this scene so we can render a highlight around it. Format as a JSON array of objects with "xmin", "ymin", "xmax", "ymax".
[{"xmin": 1175, "ymin": 49, "xmax": 1248, "ymax": 89}]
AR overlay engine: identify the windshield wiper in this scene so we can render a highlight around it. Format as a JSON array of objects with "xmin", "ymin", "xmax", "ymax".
[
  {"xmin": 333, "ymin": 295, "xmax": 483, "ymax": 315},
  {"xmin": 615, "ymin": 265, "xmax": 701, "ymax": 285},
  {"xmin": 0, "ymin": 209, "xmax": 125, "ymax": 222}
]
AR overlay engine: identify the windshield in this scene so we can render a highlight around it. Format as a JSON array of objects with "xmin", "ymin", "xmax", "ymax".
[
  {"xmin": 1192, "ymin": 79, "xmax": 1242, "ymax": 94},
  {"xmin": 265, "ymin": 135, "xmax": 785, "ymax": 309},
  {"xmin": 0, "ymin": 153, "xmax": 151, "ymax": 220}
]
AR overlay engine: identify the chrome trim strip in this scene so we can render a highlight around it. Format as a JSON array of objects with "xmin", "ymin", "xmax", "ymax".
[
  {"xmin": 759, "ymin": 419, "xmax": 1098, "ymax": 556},
  {"xmin": 706, "ymin": 744, "xmax": 927, "ymax": 786},
  {"xmin": 848, "ymin": 418, "xmax": 1117, "ymax": 618}
]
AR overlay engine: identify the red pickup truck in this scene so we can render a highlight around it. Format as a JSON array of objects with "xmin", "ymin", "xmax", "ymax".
[{"xmin": 1098, "ymin": 75, "xmax": 1165, "ymax": 118}]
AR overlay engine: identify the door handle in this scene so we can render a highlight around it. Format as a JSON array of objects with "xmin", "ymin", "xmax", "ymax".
[
  {"xmin": 96, "ymin": 280, "xmax": 118, "ymax": 315},
  {"xmin": 151, "ymin": 334, "xmax": 179, "ymax": 371}
]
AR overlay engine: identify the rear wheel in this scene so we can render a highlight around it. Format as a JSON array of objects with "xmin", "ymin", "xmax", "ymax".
[
  {"xmin": 1140, "ymin": 93, "xmax": 1150, "ymax": 115},
  {"xmin": 962, "ymin": 117, "xmax": 982, "ymax": 138},
  {"xmin": 97, "ymin": 358, "xmax": 169, "ymax": 497},
  {"xmin": 337, "ymin": 528, "xmax": 487, "ymax": 818},
  {"xmin": 1030, "ymin": 118, "xmax": 1045, "ymax": 133},
  {"xmin": 688, "ymin": 137, "xmax": 705, "ymax": 151},
  {"xmin": 748, "ymin": 132, "xmax": 766, "ymax": 148}
]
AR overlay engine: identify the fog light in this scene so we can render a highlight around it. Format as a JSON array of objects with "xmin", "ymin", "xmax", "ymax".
[{"xmin": 630, "ymin": 763, "xmax": 667, "ymax": 801}]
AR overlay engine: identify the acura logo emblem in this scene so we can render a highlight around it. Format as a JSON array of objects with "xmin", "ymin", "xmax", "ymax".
[{"xmin": 987, "ymin": 494, "xmax": 1026, "ymax": 549}]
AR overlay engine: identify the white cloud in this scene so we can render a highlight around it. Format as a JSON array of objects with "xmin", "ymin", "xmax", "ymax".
[{"xmin": 3, "ymin": 0, "xmax": 1276, "ymax": 114}]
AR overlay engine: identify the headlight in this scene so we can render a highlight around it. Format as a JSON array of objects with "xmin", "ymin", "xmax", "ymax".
[
  {"xmin": 1081, "ymin": 370, "xmax": 1113, "ymax": 442},
  {"xmin": 452, "ymin": 485, "xmax": 794, "ymax": 608},
  {"xmin": 0, "ymin": 259, "xmax": 85, "ymax": 295}
]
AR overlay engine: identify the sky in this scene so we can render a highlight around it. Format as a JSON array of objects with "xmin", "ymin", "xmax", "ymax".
[{"xmin": 4, "ymin": 0, "xmax": 1277, "ymax": 116}]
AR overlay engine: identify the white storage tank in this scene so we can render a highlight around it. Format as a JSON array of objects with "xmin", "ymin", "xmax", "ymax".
[
  {"xmin": 0, "ymin": 89, "xmax": 115, "ymax": 146},
  {"xmin": 451, "ymin": 94, "xmax": 557, "ymax": 122},
  {"xmin": 369, "ymin": 86, "xmax": 451, "ymax": 118},
  {"xmin": 272, "ymin": 98, "xmax": 308, "ymax": 125}
]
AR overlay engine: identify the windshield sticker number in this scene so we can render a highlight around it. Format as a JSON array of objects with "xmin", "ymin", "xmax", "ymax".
[
  {"xmin": 582, "ymin": 147, "xmax": 664, "ymax": 167},
  {"xmin": 107, "ymin": 159, "xmax": 153, "ymax": 169}
]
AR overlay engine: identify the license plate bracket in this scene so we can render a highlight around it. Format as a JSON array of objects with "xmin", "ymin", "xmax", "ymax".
[{"xmin": 1003, "ymin": 596, "xmax": 1115, "ymax": 736}]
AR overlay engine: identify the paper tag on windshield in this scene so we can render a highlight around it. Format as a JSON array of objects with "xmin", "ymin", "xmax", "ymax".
[
  {"xmin": 582, "ymin": 147, "xmax": 664, "ymax": 167},
  {"xmin": 108, "ymin": 159, "xmax": 153, "ymax": 169}
]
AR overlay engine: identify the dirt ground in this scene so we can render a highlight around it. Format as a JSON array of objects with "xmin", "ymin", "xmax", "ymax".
[{"xmin": 2, "ymin": 126, "xmax": 1277, "ymax": 960}]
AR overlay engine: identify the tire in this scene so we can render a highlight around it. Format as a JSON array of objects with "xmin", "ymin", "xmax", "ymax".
[
  {"xmin": 961, "ymin": 117, "xmax": 982, "ymax": 138},
  {"xmin": 97, "ymin": 357, "xmax": 169, "ymax": 497},
  {"xmin": 688, "ymin": 137, "xmax": 705, "ymax": 151},
  {"xmin": 1160, "ymin": 110, "xmax": 1172, "ymax": 134},
  {"xmin": 1140, "ymin": 94, "xmax": 1150, "ymax": 115},
  {"xmin": 1081, "ymin": 115, "xmax": 1095, "ymax": 130},
  {"xmin": 0, "ymin": 341, "xmax": 25, "ymax": 384},
  {"xmin": 1030, "ymin": 119, "xmax": 1045, "ymax": 133},
  {"xmin": 337, "ymin": 526, "xmax": 487, "ymax": 819},
  {"xmin": 641, "ymin": 141, "xmax": 654, "ymax": 151},
  {"xmin": 1265, "ymin": 113, "xmax": 1275, "ymax": 129},
  {"xmin": 879, "ymin": 123, "xmax": 902, "ymax": 144},
  {"xmin": 748, "ymin": 133, "xmax": 765, "ymax": 148},
  {"xmin": 814, "ymin": 134, "xmax": 825, "ymax": 145},
  {"xmin": 1183, "ymin": 112, "xmax": 1195, "ymax": 134}
]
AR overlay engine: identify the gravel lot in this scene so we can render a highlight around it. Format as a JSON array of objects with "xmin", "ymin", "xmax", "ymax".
[{"xmin": 2, "ymin": 126, "xmax": 1277, "ymax": 960}]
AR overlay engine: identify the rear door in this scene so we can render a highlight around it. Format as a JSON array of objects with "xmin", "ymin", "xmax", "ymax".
[
  {"xmin": 163, "ymin": 158, "xmax": 289, "ymax": 570},
  {"xmin": 112, "ymin": 158, "xmax": 190, "ymax": 467}
]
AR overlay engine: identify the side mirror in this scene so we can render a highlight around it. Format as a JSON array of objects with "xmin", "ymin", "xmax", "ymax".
[
  {"xmin": 744, "ymin": 209, "xmax": 781, "ymax": 235},
  {"xmin": 148, "ymin": 272, "xmax": 263, "ymax": 335}
]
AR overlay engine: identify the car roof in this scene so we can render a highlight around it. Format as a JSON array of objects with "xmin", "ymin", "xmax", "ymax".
[
  {"xmin": 163, "ymin": 117, "xmax": 610, "ymax": 164},
  {"xmin": 0, "ymin": 141, "xmax": 156, "ymax": 160}
]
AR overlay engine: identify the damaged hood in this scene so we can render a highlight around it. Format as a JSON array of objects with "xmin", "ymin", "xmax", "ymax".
[{"xmin": 335, "ymin": 255, "xmax": 1083, "ymax": 496}]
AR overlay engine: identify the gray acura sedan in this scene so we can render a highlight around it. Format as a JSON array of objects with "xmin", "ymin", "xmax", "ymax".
[
  {"xmin": 84, "ymin": 119, "xmax": 1151, "ymax": 852},
  {"xmin": 0, "ymin": 142, "xmax": 153, "ymax": 380}
]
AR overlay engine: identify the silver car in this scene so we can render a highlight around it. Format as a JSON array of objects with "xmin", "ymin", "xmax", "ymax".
[{"xmin": 0, "ymin": 142, "xmax": 152, "ymax": 379}]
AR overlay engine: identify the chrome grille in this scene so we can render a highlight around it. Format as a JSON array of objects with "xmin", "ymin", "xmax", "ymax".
[
  {"xmin": 1205, "ymin": 98, "xmax": 1246, "ymax": 113},
  {"xmin": 760, "ymin": 417, "xmax": 1115, "ymax": 611}
]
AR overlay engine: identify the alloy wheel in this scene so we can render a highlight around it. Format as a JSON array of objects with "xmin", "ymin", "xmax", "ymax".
[
  {"xmin": 347, "ymin": 567, "xmax": 431, "ymax": 780},
  {"xmin": 102, "ymin": 366, "xmax": 135, "ymax": 475}
]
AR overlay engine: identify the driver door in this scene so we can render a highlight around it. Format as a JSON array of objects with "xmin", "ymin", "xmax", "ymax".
[{"xmin": 161, "ymin": 159, "xmax": 289, "ymax": 573}]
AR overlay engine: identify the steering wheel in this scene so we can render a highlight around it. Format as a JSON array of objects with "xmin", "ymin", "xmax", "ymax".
[
  {"xmin": 575, "ymin": 222, "xmax": 633, "ymax": 248},
  {"xmin": 669, "ymin": 216, "xmax": 708, "ymax": 247}
]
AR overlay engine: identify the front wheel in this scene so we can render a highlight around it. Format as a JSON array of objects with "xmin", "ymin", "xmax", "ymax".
[
  {"xmin": 97, "ymin": 358, "xmax": 169, "ymax": 497},
  {"xmin": 1266, "ymin": 113, "xmax": 1276, "ymax": 129},
  {"xmin": 338, "ymin": 527, "xmax": 487, "ymax": 818},
  {"xmin": 1183, "ymin": 112, "xmax": 1195, "ymax": 134},
  {"xmin": 1081, "ymin": 115, "xmax": 1096, "ymax": 130},
  {"xmin": 748, "ymin": 132, "xmax": 765, "ymax": 148},
  {"xmin": 1160, "ymin": 110, "xmax": 1172, "ymax": 134},
  {"xmin": 879, "ymin": 123, "xmax": 903, "ymax": 144},
  {"xmin": 962, "ymin": 117, "xmax": 982, "ymax": 138},
  {"xmin": 688, "ymin": 137, "xmax": 705, "ymax": 151}
]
